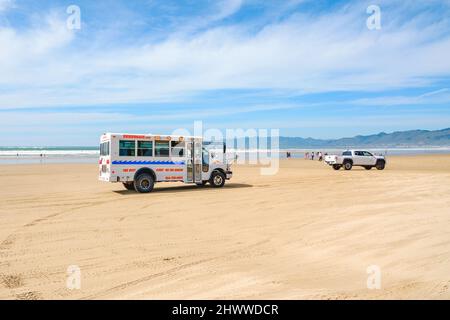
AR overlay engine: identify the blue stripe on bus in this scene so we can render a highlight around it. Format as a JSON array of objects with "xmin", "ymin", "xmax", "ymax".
[{"xmin": 112, "ymin": 160, "xmax": 185, "ymax": 165}]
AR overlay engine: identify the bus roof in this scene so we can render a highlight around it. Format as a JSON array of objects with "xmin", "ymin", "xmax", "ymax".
[{"xmin": 102, "ymin": 133, "xmax": 203, "ymax": 139}]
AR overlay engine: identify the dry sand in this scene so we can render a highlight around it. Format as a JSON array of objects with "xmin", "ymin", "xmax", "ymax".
[{"xmin": 0, "ymin": 155, "xmax": 450, "ymax": 300}]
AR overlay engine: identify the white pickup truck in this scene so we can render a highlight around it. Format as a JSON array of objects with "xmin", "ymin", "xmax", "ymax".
[{"xmin": 324, "ymin": 150, "xmax": 386, "ymax": 171}]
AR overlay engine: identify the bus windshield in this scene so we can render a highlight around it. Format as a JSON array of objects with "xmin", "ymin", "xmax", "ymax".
[{"xmin": 203, "ymin": 141, "xmax": 226, "ymax": 153}]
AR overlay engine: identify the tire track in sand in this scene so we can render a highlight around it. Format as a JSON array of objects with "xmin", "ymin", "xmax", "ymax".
[
  {"xmin": 0, "ymin": 195, "xmax": 130, "ymax": 299},
  {"xmin": 83, "ymin": 239, "xmax": 270, "ymax": 299}
]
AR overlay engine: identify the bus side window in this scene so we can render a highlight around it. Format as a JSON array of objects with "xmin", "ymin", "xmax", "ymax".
[
  {"xmin": 171, "ymin": 141, "xmax": 184, "ymax": 157},
  {"xmin": 138, "ymin": 141, "xmax": 153, "ymax": 157},
  {"xmin": 119, "ymin": 140, "xmax": 135, "ymax": 156},
  {"xmin": 202, "ymin": 148, "xmax": 209, "ymax": 172},
  {"xmin": 155, "ymin": 141, "xmax": 170, "ymax": 157}
]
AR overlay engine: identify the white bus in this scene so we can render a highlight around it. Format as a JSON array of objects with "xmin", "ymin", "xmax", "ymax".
[{"xmin": 98, "ymin": 133, "xmax": 232, "ymax": 193}]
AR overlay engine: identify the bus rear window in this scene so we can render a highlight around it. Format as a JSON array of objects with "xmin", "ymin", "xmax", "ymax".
[
  {"xmin": 100, "ymin": 141, "xmax": 110, "ymax": 156},
  {"xmin": 119, "ymin": 140, "xmax": 135, "ymax": 156}
]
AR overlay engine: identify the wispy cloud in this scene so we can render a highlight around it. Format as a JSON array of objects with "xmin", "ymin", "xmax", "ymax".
[
  {"xmin": 0, "ymin": 0, "xmax": 14, "ymax": 12},
  {"xmin": 351, "ymin": 88, "xmax": 450, "ymax": 106},
  {"xmin": 419, "ymin": 88, "xmax": 449, "ymax": 98}
]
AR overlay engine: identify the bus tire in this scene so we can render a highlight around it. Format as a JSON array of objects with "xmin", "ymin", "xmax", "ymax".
[
  {"xmin": 332, "ymin": 164, "xmax": 341, "ymax": 170},
  {"xmin": 196, "ymin": 181, "xmax": 208, "ymax": 187},
  {"xmin": 210, "ymin": 171, "xmax": 225, "ymax": 188},
  {"xmin": 364, "ymin": 166, "xmax": 372, "ymax": 170},
  {"xmin": 134, "ymin": 173, "xmax": 154, "ymax": 193},
  {"xmin": 123, "ymin": 182, "xmax": 135, "ymax": 191}
]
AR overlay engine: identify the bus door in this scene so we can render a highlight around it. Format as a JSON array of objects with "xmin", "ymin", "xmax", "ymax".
[
  {"xmin": 194, "ymin": 139, "xmax": 202, "ymax": 183},
  {"xmin": 186, "ymin": 141, "xmax": 193, "ymax": 183}
]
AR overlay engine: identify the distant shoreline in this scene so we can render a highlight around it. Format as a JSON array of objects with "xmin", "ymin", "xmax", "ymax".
[{"xmin": 1, "ymin": 147, "xmax": 450, "ymax": 165}]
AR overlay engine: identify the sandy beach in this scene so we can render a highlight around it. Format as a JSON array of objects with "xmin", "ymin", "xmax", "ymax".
[{"xmin": 0, "ymin": 155, "xmax": 449, "ymax": 300}]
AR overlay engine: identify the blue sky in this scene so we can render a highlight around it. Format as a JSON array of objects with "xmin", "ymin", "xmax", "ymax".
[{"xmin": 0, "ymin": 0, "xmax": 450, "ymax": 146}]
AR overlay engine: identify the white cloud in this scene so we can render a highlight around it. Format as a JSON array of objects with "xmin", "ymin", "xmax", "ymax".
[
  {"xmin": 213, "ymin": 0, "xmax": 242, "ymax": 21},
  {"xmin": 0, "ymin": 12, "xmax": 73, "ymax": 57},
  {"xmin": 0, "ymin": 0, "xmax": 14, "ymax": 12},
  {"xmin": 1, "ymin": 1, "xmax": 450, "ymax": 109}
]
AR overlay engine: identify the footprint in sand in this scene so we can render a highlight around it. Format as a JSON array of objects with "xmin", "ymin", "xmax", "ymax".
[
  {"xmin": 15, "ymin": 291, "xmax": 42, "ymax": 300},
  {"xmin": 1, "ymin": 274, "xmax": 23, "ymax": 289}
]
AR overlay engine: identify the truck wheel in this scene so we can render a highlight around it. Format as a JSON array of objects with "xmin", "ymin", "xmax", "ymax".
[
  {"xmin": 343, "ymin": 161, "xmax": 353, "ymax": 170},
  {"xmin": 364, "ymin": 166, "xmax": 372, "ymax": 170},
  {"xmin": 123, "ymin": 182, "xmax": 135, "ymax": 191},
  {"xmin": 210, "ymin": 171, "xmax": 225, "ymax": 188},
  {"xmin": 376, "ymin": 161, "xmax": 385, "ymax": 170},
  {"xmin": 134, "ymin": 173, "xmax": 154, "ymax": 193},
  {"xmin": 332, "ymin": 164, "xmax": 341, "ymax": 170}
]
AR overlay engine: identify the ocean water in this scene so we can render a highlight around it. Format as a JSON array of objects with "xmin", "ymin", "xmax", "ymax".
[
  {"xmin": 0, "ymin": 147, "xmax": 99, "ymax": 164},
  {"xmin": 1, "ymin": 146, "xmax": 450, "ymax": 165}
]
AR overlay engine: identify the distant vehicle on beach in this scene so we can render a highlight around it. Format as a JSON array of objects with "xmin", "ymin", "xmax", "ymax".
[
  {"xmin": 324, "ymin": 150, "xmax": 386, "ymax": 171},
  {"xmin": 98, "ymin": 133, "xmax": 232, "ymax": 193}
]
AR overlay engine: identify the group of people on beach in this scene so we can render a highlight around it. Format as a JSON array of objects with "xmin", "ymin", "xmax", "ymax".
[
  {"xmin": 285, "ymin": 151, "xmax": 326, "ymax": 161},
  {"xmin": 16, "ymin": 153, "xmax": 46, "ymax": 157},
  {"xmin": 304, "ymin": 151, "xmax": 325, "ymax": 161}
]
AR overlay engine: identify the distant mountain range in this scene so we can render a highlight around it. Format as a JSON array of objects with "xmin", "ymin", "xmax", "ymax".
[{"xmin": 279, "ymin": 128, "xmax": 450, "ymax": 148}]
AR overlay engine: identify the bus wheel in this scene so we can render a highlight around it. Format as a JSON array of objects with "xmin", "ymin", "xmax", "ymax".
[
  {"xmin": 210, "ymin": 171, "xmax": 225, "ymax": 188},
  {"xmin": 134, "ymin": 173, "xmax": 154, "ymax": 193},
  {"xmin": 196, "ymin": 181, "xmax": 208, "ymax": 187},
  {"xmin": 123, "ymin": 182, "xmax": 135, "ymax": 191}
]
